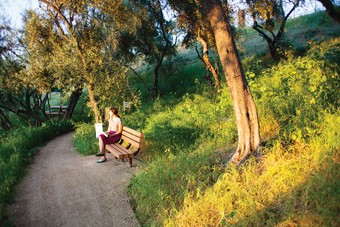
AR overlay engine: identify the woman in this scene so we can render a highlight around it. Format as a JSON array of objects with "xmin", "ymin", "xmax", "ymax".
[{"xmin": 96, "ymin": 107, "xmax": 123, "ymax": 163}]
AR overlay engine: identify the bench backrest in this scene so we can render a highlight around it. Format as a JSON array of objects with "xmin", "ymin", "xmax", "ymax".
[{"xmin": 121, "ymin": 126, "xmax": 144, "ymax": 149}]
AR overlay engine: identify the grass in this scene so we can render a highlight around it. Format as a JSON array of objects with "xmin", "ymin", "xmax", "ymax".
[
  {"xmin": 165, "ymin": 141, "xmax": 339, "ymax": 226},
  {"xmin": 164, "ymin": 111, "xmax": 340, "ymax": 226},
  {"xmin": 73, "ymin": 122, "xmax": 99, "ymax": 156}
]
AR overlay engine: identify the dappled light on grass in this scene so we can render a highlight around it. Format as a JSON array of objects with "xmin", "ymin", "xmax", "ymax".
[
  {"xmin": 165, "ymin": 136, "xmax": 339, "ymax": 226},
  {"xmin": 164, "ymin": 112, "xmax": 339, "ymax": 226}
]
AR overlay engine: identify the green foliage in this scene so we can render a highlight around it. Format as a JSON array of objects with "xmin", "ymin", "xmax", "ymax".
[
  {"xmin": 127, "ymin": 35, "xmax": 339, "ymax": 225},
  {"xmin": 130, "ymin": 50, "xmax": 207, "ymax": 102},
  {"xmin": 0, "ymin": 121, "xmax": 73, "ymax": 220},
  {"xmin": 72, "ymin": 123, "xmax": 98, "ymax": 156},
  {"xmin": 129, "ymin": 149, "xmax": 225, "ymax": 226},
  {"xmin": 164, "ymin": 111, "xmax": 339, "ymax": 225},
  {"xmin": 141, "ymin": 92, "xmax": 236, "ymax": 158},
  {"xmin": 249, "ymin": 38, "xmax": 339, "ymax": 142},
  {"xmin": 2, "ymin": 9, "xmax": 338, "ymax": 227}
]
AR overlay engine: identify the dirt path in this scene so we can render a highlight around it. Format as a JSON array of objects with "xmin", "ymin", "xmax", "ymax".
[{"xmin": 4, "ymin": 132, "xmax": 141, "ymax": 227}]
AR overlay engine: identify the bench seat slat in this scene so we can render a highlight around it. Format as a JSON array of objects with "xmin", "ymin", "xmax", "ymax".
[
  {"xmin": 106, "ymin": 145, "xmax": 125, "ymax": 159},
  {"xmin": 112, "ymin": 143, "xmax": 135, "ymax": 156},
  {"xmin": 106, "ymin": 144, "xmax": 130, "ymax": 159}
]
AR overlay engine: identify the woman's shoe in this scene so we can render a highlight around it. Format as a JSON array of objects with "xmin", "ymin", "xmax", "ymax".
[
  {"xmin": 95, "ymin": 153, "xmax": 105, "ymax": 157},
  {"xmin": 96, "ymin": 157, "xmax": 107, "ymax": 163}
]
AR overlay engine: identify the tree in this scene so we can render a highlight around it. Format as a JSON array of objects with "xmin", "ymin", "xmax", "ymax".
[
  {"xmin": 176, "ymin": 4, "xmax": 221, "ymax": 88},
  {"xmin": 169, "ymin": 0, "xmax": 261, "ymax": 164},
  {"xmin": 131, "ymin": 0, "xmax": 178, "ymax": 100},
  {"xmin": 317, "ymin": 0, "xmax": 340, "ymax": 23},
  {"xmin": 34, "ymin": 0, "xmax": 139, "ymax": 123},
  {"xmin": 246, "ymin": 0, "xmax": 301, "ymax": 59},
  {"xmin": 0, "ymin": 9, "xmax": 48, "ymax": 127}
]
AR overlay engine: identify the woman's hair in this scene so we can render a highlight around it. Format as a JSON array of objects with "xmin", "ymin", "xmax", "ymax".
[{"xmin": 110, "ymin": 107, "xmax": 120, "ymax": 118}]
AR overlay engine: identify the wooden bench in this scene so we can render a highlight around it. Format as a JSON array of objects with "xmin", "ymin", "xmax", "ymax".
[
  {"xmin": 45, "ymin": 105, "xmax": 68, "ymax": 116},
  {"xmin": 105, "ymin": 126, "xmax": 144, "ymax": 167}
]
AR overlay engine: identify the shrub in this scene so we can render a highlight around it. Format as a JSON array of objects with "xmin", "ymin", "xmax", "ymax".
[
  {"xmin": 130, "ymin": 38, "xmax": 340, "ymax": 226},
  {"xmin": 73, "ymin": 122, "xmax": 98, "ymax": 156},
  {"xmin": 251, "ymin": 38, "xmax": 339, "ymax": 142},
  {"xmin": 142, "ymin": 92, "xmax": 236, "ymax": 158}
]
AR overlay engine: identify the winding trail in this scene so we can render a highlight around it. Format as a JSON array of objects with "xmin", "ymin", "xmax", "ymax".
[{"xmin": 4, "ymin": 132, "xmax": 141, "ymax": 227}]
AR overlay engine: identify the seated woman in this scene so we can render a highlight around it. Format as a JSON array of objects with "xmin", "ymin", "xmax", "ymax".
[{"xmin": 96, "ymin": 107, "xmax": 123, "ymax": 163}]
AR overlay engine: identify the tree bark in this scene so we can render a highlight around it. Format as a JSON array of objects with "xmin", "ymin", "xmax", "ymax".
[
  {"xmin": 318, "ymin": 0, "xmax": 340, "ymax": 23},
  {"xmin": 87, "ymin": 82, "xmax": 102, "ymax": 123},
  {"xmin": 152, "ymin": 40, "xmax": 169, "ymax": 100},
  {"xmin": 200, "ymin": 0, "xmax": 261, "ymax": 164},
  {"xmin": 64, "ymin": 88, "xmax": 82, "ymax": 119},
  {"xmin": 196, "ymin": 27, "xmax": 221, "ymax": 88},
  {"xmin": 238, "ymin": 9, "xmax": 246, "ymax": 28},
  {"xmin": 0, "ymin": 108, "xmax": 12, "ymax": 130}
]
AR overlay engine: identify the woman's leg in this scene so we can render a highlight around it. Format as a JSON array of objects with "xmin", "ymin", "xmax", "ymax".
[
  {"xmin": 97, "ymin": 135, "xmax": 107, "ymax": 163},
  {"xmin": 98, "ymin": 135, "xmax": 106, "ymax": 154}
]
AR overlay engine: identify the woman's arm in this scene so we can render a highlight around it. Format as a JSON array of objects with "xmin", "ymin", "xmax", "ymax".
[
  {"xmin": 107, "ymin": 119, "xmax": 112, "ymax": 132},
  {"xmin": 116, "ymin": 122, "xmax": 123, "ymax": 135}
]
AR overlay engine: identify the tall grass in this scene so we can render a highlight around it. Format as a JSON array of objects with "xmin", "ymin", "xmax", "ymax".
[
  {"xmin": 72, "ymin": 122, "xmax": 99, "ymax": 156},
  {"xmin": 165, "ymin": 111, "xmax": 339, "ymax": 226},
  {"xmin": 127, "ymin": 37, "xmax": 339, "ymax": 226},
  {"xmin": 0, "ymin": 121, "xmax": 74, "ymax": 220},
  {"xmin": 129, "ymin": 149, "xmax": 226, "ymax": 226}
]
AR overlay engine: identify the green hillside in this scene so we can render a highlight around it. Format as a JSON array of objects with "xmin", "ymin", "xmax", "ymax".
[{"xmin": 130, "ymin": 11, "xmax": 340, "ymax": 103}]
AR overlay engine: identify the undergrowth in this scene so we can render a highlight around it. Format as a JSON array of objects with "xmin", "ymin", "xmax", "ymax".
[
  {"xmin": 128, "ymin": 38, "xmax": 340, "ymax": 226},
  {"xmin": 165, "ymin": 111, "xmax": 339, "ymax": 226}
]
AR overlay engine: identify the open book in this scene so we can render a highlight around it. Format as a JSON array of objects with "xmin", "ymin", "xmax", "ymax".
[{"xmin": 95, "ymin": 123, "xmax": 108, "ymax": 138}]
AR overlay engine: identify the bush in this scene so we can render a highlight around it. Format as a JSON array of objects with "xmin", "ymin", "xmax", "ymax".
[
  {"xmin": 141, "ymin": 92, "xmax": 236, "ymax": 159},
  {"xmin": 165, "ymin": 111, "xmax": 340, "ymax": 226},
  {"xmin": 73, "ymin": 122, "xmax": 98, "ymax": 156},
  {"xmin": 250, "ymin": 38, "xmax": 340, "ymax": 142}
]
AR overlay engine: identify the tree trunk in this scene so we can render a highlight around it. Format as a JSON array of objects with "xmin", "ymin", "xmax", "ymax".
[
  {"xmin": 25, "ymin": 90, "xmax": 42, "ymax": 127},
  {"xmin": 87, "ymin": 83, "xmax": 102, "ymax": 123},
  {"xmin": 152, "ymin": 59, "xmax": 161, "ymax": 100},
  {"xmin": 238, "ymin": 9, "xmax": 246, "ymax": 28},
  {"xmin": 64, "ymin": 88, "xmax": 82, "ymax": 119},
  {"xmin": 318, "ymin": 0, "xmax": 340, "ymax": 23},
  {"xmin": 200, "ymin": 0, "xmax": 261, "ymax": 164},
  {"xmin": 152, "ymin": 42, "xmax": 169, "ymax": 101},
  {"xmin": 251, "ymin": 1, "xmax": 298, "ymax": 59},
  {"xmin": 196, "ymin": 28, "xmax": 221, "ymax": 88},
  {"xmin": 0, "ymin": 109, "xmax": 12, "ymax": 130}
]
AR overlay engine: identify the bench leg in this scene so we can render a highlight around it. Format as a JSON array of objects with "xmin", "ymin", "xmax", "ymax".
[{"xmin": 129, "ymin": 158, "xmax": 132, "ymax": 167}]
